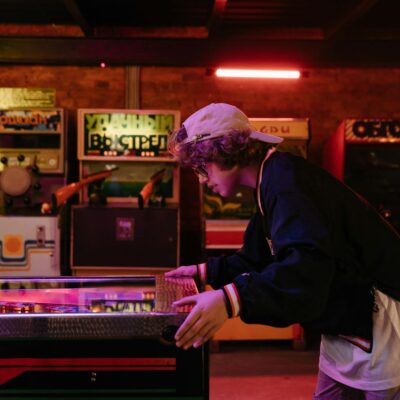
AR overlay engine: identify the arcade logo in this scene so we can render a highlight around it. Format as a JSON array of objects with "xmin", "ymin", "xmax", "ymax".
[
  {"xmin": 352, "ymin": 120, "xmax": 400, "ymax": 140},
  {"xmin": 249, "ymin": 118, "xmax": 310, "ymax": 140},
  {"xmin": 257, "ymin": 125, "xmax": 291, "ymax": 135},
  {"xmin": 0, "ymin": 110, "xmax": 61, "ymax": 132},
  {"xmin": 84, "ymin": 113, "xmax": 175, "ymax": 157},
  {"xmin": 88, "ymin": 133, "xmax": 168, "ymax": 157}
]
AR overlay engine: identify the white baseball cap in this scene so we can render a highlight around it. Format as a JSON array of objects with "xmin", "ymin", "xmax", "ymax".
[{"xmin": 181, "ymin": 103, "xmax": 283, "ymax": 145}]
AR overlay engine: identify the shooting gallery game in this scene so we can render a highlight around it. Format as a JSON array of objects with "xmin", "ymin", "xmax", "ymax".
[{"xmin": 72, "ymin": 109, "xmax": 181, "ymax": 274}]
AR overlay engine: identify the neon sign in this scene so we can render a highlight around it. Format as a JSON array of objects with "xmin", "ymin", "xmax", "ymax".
[{"xmin": 352, "ymin": 120, "xmax": 400, "ymax": 140}]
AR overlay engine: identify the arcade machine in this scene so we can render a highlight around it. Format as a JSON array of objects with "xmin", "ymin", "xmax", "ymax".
[
  {"xmin": 71, "ymin": 109, "xmax": 181, "ymax": 276},
  {"xmin": 0, "ymin": 109, "xmax": 66, "ymax": 276},
  {"xmin": 204, "ymin": 117, "xmax": 311, "ymax": 347},
  {"xmin": 323, "ymin": 118, "xmax": 400, "ymax": 233}
]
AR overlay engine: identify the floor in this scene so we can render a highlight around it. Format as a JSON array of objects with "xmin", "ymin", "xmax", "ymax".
[{"xmin": 210, "ymin": 341, "xmax": 320, "ymax": 400}]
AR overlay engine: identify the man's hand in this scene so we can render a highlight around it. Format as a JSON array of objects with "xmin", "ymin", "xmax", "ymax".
[
  {"xmin": 165, "ymin": 265, "xmax": 197, "ymax": 278},
  {"xmin": 173, "ymin": 290, "xmax": 229, "ymax": 350}
]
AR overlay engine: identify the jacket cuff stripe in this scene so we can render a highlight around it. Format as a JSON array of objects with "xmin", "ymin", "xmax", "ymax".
[{"xmin": 224, "ymin": 283, "xmax": 241, "ymax": 317}]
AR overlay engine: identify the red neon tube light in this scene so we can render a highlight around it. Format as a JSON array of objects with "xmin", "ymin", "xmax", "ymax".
[{"xmin": 216, "ymin": 68, "xmax": 301, "ymax": 79}]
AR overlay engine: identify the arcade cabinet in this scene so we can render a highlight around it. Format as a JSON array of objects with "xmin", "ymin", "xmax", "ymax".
[
  {"xmin": 324, "ymin": 118, "xmax": 400, "ymax": 233},
  {"xmin": 71, "ymin": 109, "xmax": 181, "ymax": 276},
  {"xmin": 0, "ymin": 109, "xmax": 66, "ymax": 276},
  {"xmin": 204, "ymin": 117, "xmax": 311, "ymax": 348}
]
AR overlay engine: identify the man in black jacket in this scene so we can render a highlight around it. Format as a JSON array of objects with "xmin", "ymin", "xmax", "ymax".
[{"xmin": 166, "ymin": 103, "xmax": 400, "ymax": 399}]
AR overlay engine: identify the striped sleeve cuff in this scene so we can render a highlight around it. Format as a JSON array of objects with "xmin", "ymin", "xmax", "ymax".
[
  {"xmin": 222, "ymin": 283, "xmax": 241, "ymax": 318},
  {"xmin": 197, "ymin": 262, "xmax": 207, "ymax": 285}
]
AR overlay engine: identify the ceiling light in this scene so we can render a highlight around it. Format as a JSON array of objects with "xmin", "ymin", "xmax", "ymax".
[{"xmin": 215, "ymin": 68, "xmax": 301, "ymax": 79}]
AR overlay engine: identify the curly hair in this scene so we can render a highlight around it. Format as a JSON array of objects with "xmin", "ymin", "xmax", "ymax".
[{"xmin": 168, "ymin": 126, "xmax": 271, "ymax": 170}]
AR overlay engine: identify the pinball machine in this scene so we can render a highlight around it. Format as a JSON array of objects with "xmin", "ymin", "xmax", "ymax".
[{"xmin": 0, "ymin": 275, "xmax": 208, "ymax": 399}]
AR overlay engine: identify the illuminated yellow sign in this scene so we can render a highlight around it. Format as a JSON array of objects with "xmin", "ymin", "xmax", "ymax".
[
  {"xmin": 250, "ymin": 118, "xmax": 310, "ymax": 140},
  {"xmin": 0, "ymin": 88, "xmax": 55, "ymax": 109},
  {"xmin": 83, "ymin": 112, "xmax": 178, "ymax": 158},
  {"xmin": 344, "ymin": 119, "xmax": 400, "ymax": 142},
  {"xmin": 0, "ymin": 109, "xmax": 62, "ymax": 133}
]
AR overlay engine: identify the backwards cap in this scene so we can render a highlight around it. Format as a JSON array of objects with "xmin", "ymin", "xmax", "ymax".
[{"xmin": 181, "ymin": 103, "xmax": 283, "ymax": 145}]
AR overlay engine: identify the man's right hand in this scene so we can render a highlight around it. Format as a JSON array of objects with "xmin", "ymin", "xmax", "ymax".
[{"xmin": 165, "ymin": 265, "xmax": 197, "ymax": 278}]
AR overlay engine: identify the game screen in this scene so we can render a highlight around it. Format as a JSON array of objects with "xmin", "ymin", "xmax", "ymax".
[{"xmin": 82, "ymin": 161, "xmax": 176, "ymax": 202}]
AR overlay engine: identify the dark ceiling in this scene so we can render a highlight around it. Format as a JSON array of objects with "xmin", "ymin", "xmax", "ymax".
[{"xmin": 1, "ymin": 0, "xmax": 400, "ymax": 67}]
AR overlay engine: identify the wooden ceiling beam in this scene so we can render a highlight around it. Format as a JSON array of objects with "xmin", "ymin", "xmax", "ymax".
[
  {"xmin": 0, "ymin": 24, "xmax": 83, "ymax": 37},
  {"xmin": 216, "ymin": 27, "xmax": 324, "ymax": 40},
  {"xmin": 5, "ymin": 24, "xmax": 399, "ymax": 42},
  {"xmin": 94, "ymin": 26, "xmax": 209, "ymax": 39},
  {"xmin": 63, "ymin": 0, "xmax": 93, "ymax": 37},
  {"xmin": 1, "ymin": 37, "xmax": 400, "ymax": 67},
  {"xmin": 208, "ymin": 0, "xmax": 228, "ymax": 37},
  {"xmin": 324, "ymin": 0, "xmax": 380, "ymax": 40},
  {"xmin": 345, "ymin": 28, "xmax": 400, "ymax": 41},
  {"xmin": 0, "ymin": 24, "xmax": 324, "ymax": 40}
]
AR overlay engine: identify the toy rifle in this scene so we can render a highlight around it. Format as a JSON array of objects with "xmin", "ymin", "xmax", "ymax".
[
  {"xmin": 138, "ymin": 168, "xmax": 166, "ymax": 209},
  {"xmin": 41, "ymin": 167, "xmax": 118, "ymax": 214}
]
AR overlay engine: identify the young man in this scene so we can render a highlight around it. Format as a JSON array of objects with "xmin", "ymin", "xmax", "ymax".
[{"xmin": 166, "ymin": 103, "xmax": 400, "ymax": 399}]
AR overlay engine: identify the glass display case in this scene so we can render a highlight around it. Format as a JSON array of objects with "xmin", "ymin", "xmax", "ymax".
[{"xmin": 0, "ymin": 276, "xmax": 208, "ymax": 399}]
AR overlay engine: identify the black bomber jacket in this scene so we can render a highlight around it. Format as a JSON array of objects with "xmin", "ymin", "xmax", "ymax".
[{"xmin": 206, "ymin": 151, "xmax": 400, "ymax": 345}]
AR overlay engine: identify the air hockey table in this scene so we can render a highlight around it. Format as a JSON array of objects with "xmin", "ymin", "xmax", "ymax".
[{"xmin": 0, "ymin": 275, "xmax": 209, "ymax": 399}]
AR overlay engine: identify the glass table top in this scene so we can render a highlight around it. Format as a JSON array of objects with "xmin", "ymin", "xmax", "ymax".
[{"xmin": 0, "ymin": 275, "xmax": 198, "ymax": 315}]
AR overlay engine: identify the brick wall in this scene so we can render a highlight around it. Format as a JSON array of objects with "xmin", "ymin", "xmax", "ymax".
[
  {"xmin": 2, "ymin": 65, "xmax": 399, "ymax": 164},
  {"xmin": 140, "ymin": 66, "xmax": 400, "ymax": 262},
  {"xmin": 0, "ymin": 66, "xmax": 126, "ymax": 109},
  {"xmin": 1, "ymin": 65, "xmax": 399, "ymax": 264},
  {"xmin": 141, "ymin": 66, "xmax": 400, "ymax": 165}
]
